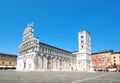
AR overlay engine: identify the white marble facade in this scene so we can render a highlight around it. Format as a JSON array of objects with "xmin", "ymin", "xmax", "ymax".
[{"xmin": 17, "ymin": 23, "xmax": 76, "ymax": 71}]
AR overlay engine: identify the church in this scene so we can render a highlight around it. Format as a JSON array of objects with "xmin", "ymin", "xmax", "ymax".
[{"xmin": 17, "ymin": 23, "xmax": 93, "ymax": 71}]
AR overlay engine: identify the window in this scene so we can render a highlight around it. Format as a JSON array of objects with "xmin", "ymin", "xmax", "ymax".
[
  {"xmin": 113, "ymin": 56, "xmax": 116, "ymax": 59},
  {"xmin": 114, "ymin": 60, "xmax": 116, "ymax": 62},
  {"xmin": 81, "ymin": 41, "xmax": 84, "ymax": 43},
  {"xmin": 102, "ymin": 60, "xmax": 104, "ymax": 62},
  {"xmin": 9, "ymin": 57, "xmax": 12, "ymax": 61},
  {"xmin": 102, "ymin": 55, "xmax": 105, "ymax": 58},
  {"xmin": 114, "ymin": 63, "xmax": 116, "ymax": 65},
  {"xmin": 81, "ymin": 36, "xmax": 83, "ymax": 38},
  {"xmin": 24, "ymin": 62, "xmax": 26, "ymax": 69},
  {"xmin": 113, "ymin": 63, "xmax": 117, "ymax": 68},
  {"xmin": 0, "ymin": 55, "xmax": 1, "ymax": 59},
  {"xmin": 9, "ymin": 62, "xmax": 12, "ymax": 65},
  {"xmin": 2, "ymin": 61, "xmax": 4, "ymax": 64},
  {"xmin": 81, "ymin": 45, "xmax": 83, "ymax": 48},
  {"xmin": 2, "ymin": 55, "xmax": 5, "ymax": 60}
]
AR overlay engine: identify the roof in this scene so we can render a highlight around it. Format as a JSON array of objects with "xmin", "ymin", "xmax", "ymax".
[
  {"xmin": 39, "ymin": 42, "xmax": 72, "ymax": 54},
  {"xmin": 112, "ymin": 52, "xmax": 120, "ymax": 54},
  {"xmin": 92, "ymin": 50, "xmax": 113, "ymax": 55},
  {"xmin": 0, "ymin": 52, "xmax": 17, "ymax": 57},
  {"xmin": 72, "ymin": 51, "xmax": 78, "ymax": 53}
]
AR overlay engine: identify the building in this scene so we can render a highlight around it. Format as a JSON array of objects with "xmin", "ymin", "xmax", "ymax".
[
  {"xmin": 73, "ymin": 30, "xmax": 94, "ymax": 72},
  {"xmin": 91, "ymin": 50, "xmax": 120, "ymax": 71},
  {"xmin": 91, "ymin": 50, "xmax": 112, "ymax": 71},
  {"xmin": 17, "ymin": 23, "xmax": 76, "ymax": 71},
  {"xmin": 111, "ymin": 52, "xmax": 120, "ymax": 71},
  {"xmin": 0, "ymin": 52, "xmax": 17, "ymax": 70}
]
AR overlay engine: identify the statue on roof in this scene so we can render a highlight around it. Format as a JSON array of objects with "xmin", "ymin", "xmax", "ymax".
[{"xmin": 27, "ymin": 22, "xmax": 34, "ymax": 28}]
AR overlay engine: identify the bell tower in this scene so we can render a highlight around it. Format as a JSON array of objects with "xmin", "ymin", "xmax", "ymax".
[
  {"xmin": 78, "ymin": 30, "xmax": 91, "ymax": 57},
  {"xmin": 77, "ymin": 30, "xmax": 91, "ymax": 71}
]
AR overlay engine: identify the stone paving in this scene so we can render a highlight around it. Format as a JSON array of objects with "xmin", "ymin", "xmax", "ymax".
[{"xmin": 0, "ymin": 70, "xmax": 120, "ymax": 83}]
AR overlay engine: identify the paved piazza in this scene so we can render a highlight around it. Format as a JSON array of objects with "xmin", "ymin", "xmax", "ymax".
[{"xmin": 0, "ymin": 71, "xmax": 120, "ymax": 83}]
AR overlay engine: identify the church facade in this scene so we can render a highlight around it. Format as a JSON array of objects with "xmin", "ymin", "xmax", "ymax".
[
  {"xmin": 17, "ymin": 23, "xmax": 93, "ymax": 71},
  {"xmin": 17, "ymin": 23, "xmax": 76, "ymax": 71}
]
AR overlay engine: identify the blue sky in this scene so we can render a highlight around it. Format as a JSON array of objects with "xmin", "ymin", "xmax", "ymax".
[{"xmin": 0, "ymin": 0, "xmax": 120, "ymax": 54}]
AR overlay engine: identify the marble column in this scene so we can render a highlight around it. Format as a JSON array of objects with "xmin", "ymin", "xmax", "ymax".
[
  {"xmin": 45, "ymin": 56, "xmax": 48, "ymax": 70},
  {"xmin": 56, "ymin": 58, "xmax": 60, "ymax": 70},
  {"xmin": 38, "ymin": 55, "xmax": 43, "ymax": 70},
  {"xmin": 42, "ymin": 56, "xmax": 45, "ymax": 70},
  {"xmin": 68, "ymin": 61, "xmax": 71, "ymax": 70},
  {"xmin": 52, "ymin": 57, "xmax": 57, "ymax": 70},
  {"xmin": 63, "ymin": 60, "xmax": 66, "ymax": 71},
  {"xmin": 43, "ymin": 56, "xmax": 48, "ymax": 70},
  {"xmin": 60, "ymin": 58, "xmax": 64, "ymax": 70},
  {"xmin": 47, "ymin": 56, "xmax": 52, "ymax": 70},
  {"xmin": 72, "ymin": 60, "xmax": 76, "ymax": 71},
  {"xmin": 42, "ymin": 56, "xmax": 44, "ymax": 70},
  {"xmin": 66, "ymin": 60, "xmax": 69, "ymax": 70},
  {"xmin": 67, "ymin": 59, "xmax": 71, "ymax": 71},
  {"xmin": 70, "ymin": 60, "xmax": 73, "ymax": 71},
  {"xmin": 49, "ymin": 57, "xmax": 53, "ymax": 70},
  {"xmin": 47, "ymin": 57, "xmax": 50, "ymax": 69}
]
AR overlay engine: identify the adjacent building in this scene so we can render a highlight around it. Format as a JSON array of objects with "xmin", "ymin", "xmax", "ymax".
[
  {"xmin": 91, "ymin": 50, "xmax": 120, "ymax": 71},
  {"xmin": 0, "ymin": 52, "xmax": 17, "ymax": 70},
  {"xmin": 17, "ymin": 23, "xmax": 76, "ymax": 71},
  {"xmin": 111, "ymin": 52, "xmax": 120, "ymax": 71},
  {"xmin": 91, "ymin": 50, "xmax": 112, "ymax": 71}
]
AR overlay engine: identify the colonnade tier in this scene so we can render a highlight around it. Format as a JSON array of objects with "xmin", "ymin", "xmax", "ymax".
[
  {"xmin": 33, "ymin": 54, "xmax": 76, "ymax": 71},
  {"xmin": 39, "ymin": 42, "xmax": 76, "ymax": 59}
]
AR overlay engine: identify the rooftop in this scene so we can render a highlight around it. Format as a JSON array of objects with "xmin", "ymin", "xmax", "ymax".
[
  {"xmin": 0, "ymin": 52, "xmax": 17, "ymax": 57},
  {"xmin": 39, "ymin": 42, "xmax": 72, "ymax": 54}
]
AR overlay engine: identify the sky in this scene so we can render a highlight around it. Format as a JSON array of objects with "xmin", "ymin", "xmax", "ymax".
[{"xmin": 0, "ymin": 0, "xmax": 120, "ymax": 55}]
